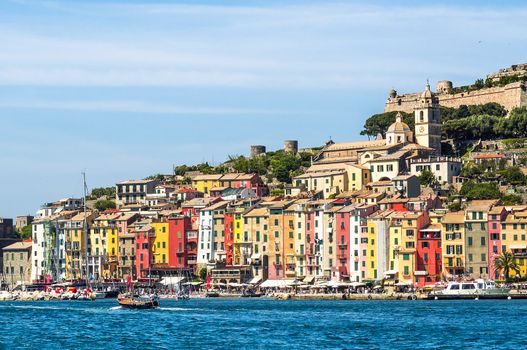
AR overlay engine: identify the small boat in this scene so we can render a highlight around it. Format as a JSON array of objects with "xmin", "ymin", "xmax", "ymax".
[
  {"xmin": 205, "ymin": 292, "xmax": 220, "ymax": 298},
  {"xmin": 117, "ymin": 295, "xmax": 159, "ymax": 309},
  {"xmin": 241, "ymin": 289, "xmax": 263, "ymax": 298},
  {"xmin": 428, "ymin": 279, "xmax": 510, "ymax": 300}
]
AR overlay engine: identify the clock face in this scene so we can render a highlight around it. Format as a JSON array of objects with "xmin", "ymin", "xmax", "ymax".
[{"xmin": 419, "ymin": 126, "xmax": 425, "ymax": 133}]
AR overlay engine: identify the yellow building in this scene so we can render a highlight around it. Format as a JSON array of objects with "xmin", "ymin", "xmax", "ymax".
[
  {"xmin": 293, "ymin": 163, "xmax": 371, "ymax": 199},
  {"xmin": 65, "ymin": 211, "xmax": 96, "ymax": 280},
  {"xmin": 283, "ymin": 206, "xmax": 296, "ymax": 278},
  {"xmin": 233, "ymin": 208, "xmax": 245, "ymax": 265},
  {"xmin": 500, "ymin": 208, "xmax": 527, "ymax": 277},
  {"xmin": 243, "ymin": 207, "xmax": 268, "ymax": 279},
  {"xmin": 90, "ymin": 212, "xmax": 120, "ymax": 279},
  {"xmin": 151, "ymin": 221, "xmax": 169, "ymax": 265},
  {"xmin": 191, "ymin": 174, "xmax": 223, "ymax": 195},
  {"xmin": 291, "ymin": 199, "xmax": 309, "ymax": 278},
  {"xmin": 441, "ymin": 212, "xmax": 466, "ymax": 277},
  {"xmin": 388, "ymin": 222, "xmax": 402, "ymax": 277}
]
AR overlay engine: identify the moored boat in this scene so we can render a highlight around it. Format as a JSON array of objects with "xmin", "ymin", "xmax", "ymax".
[{"xmin": 428, "ymin": 279, "xmax": 510, "ymax": 300}]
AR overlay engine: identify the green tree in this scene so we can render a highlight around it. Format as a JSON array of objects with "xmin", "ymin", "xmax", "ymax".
[
  {"xmin": 418, "ymin": 169, "xmax": 437, "ymax": 187},
  {"xmin": 94, "ymin": 199, "xmax": 117, "ymax": 211},
  {"xmin": 494, "ymin": 251, "xmax": 520, "ymax": 281},
  {"xmin": 499, "ymin": 167, "xmax": 526, "ymax": 185},
  {"xmin": 17, "ymin": 225, "xmax": 32, "ymax": 240},
  {"xmin": 502, "ymin": 194, "xmax": 523, "ymax": 205},
  {"xmin": 198, "ymin": 267, "xmax": 207, "ymax": 281},
  {"xmin": 144, "ymin": 174, "xmax": 165, "ymax": 181},
  {"xmin": 460, "ymin": 181, "xmax": 501, "ymax": 200},
  {"xmin": 88, "ymin": 187, "xmax": 116, "ymax": 200},
  {"xmin": 360, "ymin": 111, "xmax": 414, "ymax": 138}
]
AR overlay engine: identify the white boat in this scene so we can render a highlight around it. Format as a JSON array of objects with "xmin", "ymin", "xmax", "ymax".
[{"xmin": 429, "ymin": 279, "xmax": 510, "ymax": 299}]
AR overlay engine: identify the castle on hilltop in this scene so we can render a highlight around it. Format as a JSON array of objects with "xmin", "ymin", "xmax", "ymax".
[{"xmin": 385, "ymin": 64, "xmax": 527, "ymax": 113}]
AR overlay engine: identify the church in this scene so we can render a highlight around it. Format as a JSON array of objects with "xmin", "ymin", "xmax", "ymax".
[{"xmin": 293, "ymin": 84, "xmax": 442, "ymax": 196}]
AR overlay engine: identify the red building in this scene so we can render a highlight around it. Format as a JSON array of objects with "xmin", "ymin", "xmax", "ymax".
[
  {"xmin": 488, "ymin": 206, "xmax": 506, "ymax": 280},
  {"xmin": 168, "ymin": 216, "xmax": 197, "ymax": 271},
  {"xmin": 224, "ymin": 211, "xmax": 235, "ymax": 266},
  {"xmin": 378, "ymin": 198, "xmax": 409, "ymax": 212},
  {"xmin": 415, "ymin": 224, "xmax": 442, "ymax": 288},
  {"xmin": 336, "ymin": 207, "xmax": 351, "ymax": 280},
  {"xmin": 133, "ymin": 221, "xmax": 155, "ymax": 279}
]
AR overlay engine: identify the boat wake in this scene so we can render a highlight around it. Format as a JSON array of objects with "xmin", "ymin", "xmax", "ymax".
[
  {"xmin": 158, "ymin": 307, "xmax": 197, "ymax": 311},
  {"xmin": 109, "ymin": 306, "xmax": 122, "ymax": 311}
]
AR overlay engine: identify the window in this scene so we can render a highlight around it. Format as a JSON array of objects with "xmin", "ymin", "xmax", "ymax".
[
  {"xmin": 403, "ymin": 266, "xmax": 409, "ymax": 275},
  {"xmin": 403, "ymin": 254, "xmax": 410, "ymax": 261},
  {"xmin": 481, "ymin": 237, "xmax": 486, "ymax": 246},
  {"xmin": 468, "ymin": 237, "xmax": 473, "ymax": 246}
]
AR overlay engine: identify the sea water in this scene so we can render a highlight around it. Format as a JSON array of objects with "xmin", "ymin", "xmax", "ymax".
[{"xmin": 1, "ymin": 298, "xmax": 525, "ymax": 349}]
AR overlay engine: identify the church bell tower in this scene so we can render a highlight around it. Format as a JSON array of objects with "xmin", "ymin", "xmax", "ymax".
[{"xmin": 414, "ymin": 83, "xmax": 441, "ymax": 155}]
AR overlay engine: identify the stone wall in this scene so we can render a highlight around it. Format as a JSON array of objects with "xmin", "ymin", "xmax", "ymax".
[{"xmin": 385, "ymin": 81, "xmax": 527, "ymax": 114}]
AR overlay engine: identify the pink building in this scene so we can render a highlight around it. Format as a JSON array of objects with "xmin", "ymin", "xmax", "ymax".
[{"xmin": 488, "ymin": 206, "xmax": 507, "ymax": 280}]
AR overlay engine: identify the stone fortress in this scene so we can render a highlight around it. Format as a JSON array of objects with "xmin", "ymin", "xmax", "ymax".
[{"xmin": 385, "ymin": 64, "xmax": 527, "ymax": 113}]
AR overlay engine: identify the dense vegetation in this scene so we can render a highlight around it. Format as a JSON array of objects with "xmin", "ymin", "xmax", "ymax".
[
  {"xmin": 87, "ymin": 187, "xmax": 116, "ymax": 200},
  {"xmin": 360, "ymin": 111, "xmax": 414, "ymax": 138},
  {"xmin": 173, "ymin": 151, "xmax": 312, "ymax": 184},
  {"xmin": 450, "ymin": 74, "xmax": 527, "ymax": 94},
  {"xmin": 94, "ymin": 199, "xmax": 117, "ymax": 211},
  {"xmin": 459, "ymin": 180, "xmax": 522, "ymax": 205},
  {"xmin": 227, "ymin": 151, "xmax": 312, "ymax": 183},
  {"xmin": 16, "ymin": 225, "xmax": 32, "ymax": 240},
  {"xmin": 361, "ymin": 102, "xmax": 527, "ymax": 142}
]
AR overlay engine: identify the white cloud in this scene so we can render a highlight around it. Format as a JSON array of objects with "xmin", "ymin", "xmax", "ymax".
[
  {"xmin": 0, "ymin": 1, "xmax": 525, "ymax": 89},
  {"xmin": 0, "ymin": 98, "xmax": 286, "ymax": 114}
]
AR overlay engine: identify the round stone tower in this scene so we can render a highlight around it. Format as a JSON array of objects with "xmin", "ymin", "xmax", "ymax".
[
  {"xmin": 250, "ymin": 145, "xmax": 266, "ymax": 157},
  {"xmin": 436, "ymin": 80, "xmax": 453, "ymax": 94},
  {"xmin": 284, "ymin": 140, "xmax": 298, "ymax": 154}
]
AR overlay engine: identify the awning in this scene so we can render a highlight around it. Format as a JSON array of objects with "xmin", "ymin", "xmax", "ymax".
[
  {"xmin": 259, "ymin": 279, "xmax": 297, "ymax": 288},
  {"xmin": 303, "ymin": 276, "xmax": 315, "ymax": 284},
  {"xmin": 384, "ymin": 270, "xmax": 398, "ymax": 275},
  {"xmin": 414, "ymin": 270, "xmax": 428, "ymax": 276},
  {"xmin": 395, "ymin": 282, "xmax": 412, "ymax": 287},
  {"xmin": 160, "ymin": 277, "xmax": 186, "ymax": 286},
  {"xmin": 249, "ymin": 276, "xmax": 262, "ymax": 284},
  {"xmin": 250, "ymin": 253, "xmax": 261, "ymax": 260},
  {"xmin": 350, "ymin": 282, "xmax": 366, "ymax": 288},
  {"xmin": 510, "ymin": 245, "xmax": 527, "ymax": 250}
]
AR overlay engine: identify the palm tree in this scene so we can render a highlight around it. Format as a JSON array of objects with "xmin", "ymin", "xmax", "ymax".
[{"xmin": 493, "ymin": 251, "xmax": 520, "ymax": 281}]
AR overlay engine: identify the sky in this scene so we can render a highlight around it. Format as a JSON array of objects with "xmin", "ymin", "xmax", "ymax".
[{"xmin": 1, "ymin": 0, "xmax": 527, "ymax": 218}]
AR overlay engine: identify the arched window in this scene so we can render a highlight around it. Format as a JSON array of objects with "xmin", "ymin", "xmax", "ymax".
[{"xmin": 420, "ymin": 111, "xmax": 424, "ymax": 122}]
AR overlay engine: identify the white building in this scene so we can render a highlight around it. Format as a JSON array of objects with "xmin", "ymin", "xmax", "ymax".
[
  {"xmin": 197, "ymin": 202, "xmax": 230, "ymax": 265},
  {"xmin": 410, "ymin": 157, "xmax": 462, "ymax": 184}
]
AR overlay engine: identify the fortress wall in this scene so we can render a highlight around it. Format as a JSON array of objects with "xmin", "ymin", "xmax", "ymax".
[{"xmin": 385, "ymin": 82, "xmax": 526, "ymax": 114}]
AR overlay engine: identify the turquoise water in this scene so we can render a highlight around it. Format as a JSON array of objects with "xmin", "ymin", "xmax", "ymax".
[{"xmin": 1, "ymin": 298, "xmax": 526, "ymax": 349}]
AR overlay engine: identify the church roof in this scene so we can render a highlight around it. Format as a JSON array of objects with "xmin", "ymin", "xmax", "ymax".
[
  {"xmin": 421, "ymin": 83, "xmax": 434, "ymax": 99},
  {"xmin": 324, "ymin": 139, "xmax": 385, "ymax": 151},
  {"xmin": 387, "ymin": 112, "xmax": 411, "ymax": 133}
]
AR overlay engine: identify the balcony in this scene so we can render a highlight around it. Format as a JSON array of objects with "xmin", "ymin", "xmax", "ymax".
[
  {"xmin": 337, "ymin": 254, "xmax": 347, "ymax": 261},
  {"xmin": 337, "ymin": 243, "xmax": 347, "ymax": 249},
  {"xmin": 286, "ymin": 263, "xmax": 296, "ymax": 271}
]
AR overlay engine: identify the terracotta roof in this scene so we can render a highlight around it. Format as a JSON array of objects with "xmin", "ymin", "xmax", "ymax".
[
  {"xmin": 117, "ymin": 179, "xmax": 157, "ymax": 185},
  {"xmin": 192, "ymin": 174, "xmax": 223, "ymax": 181},
  {"xmin": 244, "ymin": 207, "xmax": 269, "ymax": 217},
  {"xmin": 473, "ymin": 153, "xmax": 505, "ymax": 159},
  {"xmin": 442, "ymin": 212, "xmax": 465, "ymax": 224},
  {"xmin": 324, "ymin": 139, "xmax": 385, "ymax": 151},
  {"xmin": 2, "ymin": 241, "xmax": 32, "ymax": 251}
]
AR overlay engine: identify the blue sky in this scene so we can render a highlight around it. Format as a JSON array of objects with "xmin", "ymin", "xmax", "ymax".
[{"xmin": 1, "ymin": 0, "xmax": 526, "ymax": 218}]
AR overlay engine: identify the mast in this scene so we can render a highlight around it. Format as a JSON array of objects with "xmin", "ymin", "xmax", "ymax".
[{"xmin": 82, "ymin": 172, "xmax": 89, "ymax": 289}]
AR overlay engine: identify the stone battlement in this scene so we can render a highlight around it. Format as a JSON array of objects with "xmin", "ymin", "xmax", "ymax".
[{"xmin": 385, "ymin": 81, "xmax": 527, "ymax": 114}]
